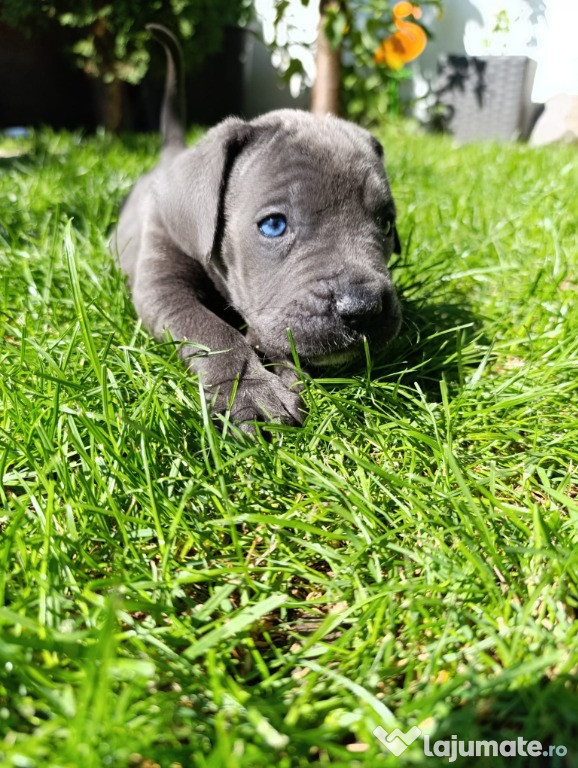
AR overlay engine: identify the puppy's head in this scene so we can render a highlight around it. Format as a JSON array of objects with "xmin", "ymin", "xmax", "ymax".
[{"xmin": 158, "ymin": 110, "xmax": 401, "ymax": 366}]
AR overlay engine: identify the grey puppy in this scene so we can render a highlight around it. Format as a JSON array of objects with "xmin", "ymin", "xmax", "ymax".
[{"xmin": 114, "ymin": 25, "xmax": 401, "ymax": 430}]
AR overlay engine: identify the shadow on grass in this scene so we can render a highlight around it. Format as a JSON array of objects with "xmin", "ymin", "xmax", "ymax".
[
  {"xmin": 427, "ymin": 675, "xmax": 578, "ymax": 767},
  {"xmin": 386, "ymin": 294, "xmax": 490, "ymax": 388},
  {"xmin": 115, "ymin": 131, "xmax": 161, "ymax": 154}
]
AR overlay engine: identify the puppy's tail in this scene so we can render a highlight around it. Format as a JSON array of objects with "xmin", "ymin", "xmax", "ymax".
[{"xmin": 146, "ymin": 23, "xmax": 186, "ymax": 150}]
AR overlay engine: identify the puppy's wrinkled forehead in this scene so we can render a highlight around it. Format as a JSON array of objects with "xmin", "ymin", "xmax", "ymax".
[{"xmin": 232, "ymin": 113, "xmax": 392, "ymax": 214}]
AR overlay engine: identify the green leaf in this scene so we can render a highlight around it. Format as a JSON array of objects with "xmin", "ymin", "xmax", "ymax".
[{"xmin": 324, "ymin": 8, "xmax": 349, "ymax": 50}]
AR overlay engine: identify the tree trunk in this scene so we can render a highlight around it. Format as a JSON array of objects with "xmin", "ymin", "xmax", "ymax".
[
  {"xmin": 94, "ymin": 78, "xmax": 124, "ymax": 132},
  {"xmin": 91, "ymin": 14, "xmax": 125, "ymax": 132},
  {"xmin": 310, "ymin": 0, "xmax": 342, "ymax": 116}
]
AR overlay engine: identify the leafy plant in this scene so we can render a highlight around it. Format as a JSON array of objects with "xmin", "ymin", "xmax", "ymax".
[
  {"xmin": 1, "ymin": 0, "xmax": 252, "ymax": 129},
  {"xmin": 2, "ymin": 0, "xmax": 252, "ymax": 82},
  {"xmin": 271, "ymin": 0, "xmax": 444, "ymax": 124}
]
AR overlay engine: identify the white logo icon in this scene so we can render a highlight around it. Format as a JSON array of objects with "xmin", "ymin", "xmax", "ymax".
[{"xmin": 373, "ymin": 725, "xmax": 422, "ymax": 756}]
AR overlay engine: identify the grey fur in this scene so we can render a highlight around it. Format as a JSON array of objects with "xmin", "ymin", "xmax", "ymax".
[{"xmin": 113, "ymin": 26, "xmax": 401, "ymax": 431}]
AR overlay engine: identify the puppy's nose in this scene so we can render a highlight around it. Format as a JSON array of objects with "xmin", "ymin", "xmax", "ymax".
[{"xmin": 335, "ymin": 288, "xmax": 383, "ymax": 328}]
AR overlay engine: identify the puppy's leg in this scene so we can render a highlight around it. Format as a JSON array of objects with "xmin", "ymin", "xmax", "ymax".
[
  {"xmin": 132, "ymin": 236, "xmax": 304, "ymax": 430},
  {"xmin": 245, "ymin": 327, "xmax": 304, "ymax": 395}
]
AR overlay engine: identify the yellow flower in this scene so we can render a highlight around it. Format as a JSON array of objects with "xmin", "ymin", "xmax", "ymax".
[{"xmin": 375, "ymin": 2, "xmax": 427, "ymax": 70}]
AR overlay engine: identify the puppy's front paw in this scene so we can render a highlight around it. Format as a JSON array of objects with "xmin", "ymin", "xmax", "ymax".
[{"xmin": 207, "ymin": 364, "xmax": 305, "ymax": 431}]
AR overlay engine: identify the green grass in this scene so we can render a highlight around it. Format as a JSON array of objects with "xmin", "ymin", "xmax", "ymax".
[{"xmin": 0, "ymin": 123, "xmax": 577, "ymax": 768}]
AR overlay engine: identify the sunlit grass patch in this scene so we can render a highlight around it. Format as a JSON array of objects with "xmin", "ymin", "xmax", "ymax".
[{"xmin": 1, "ymin": 124, "xmax": 577, "ymax": 767}]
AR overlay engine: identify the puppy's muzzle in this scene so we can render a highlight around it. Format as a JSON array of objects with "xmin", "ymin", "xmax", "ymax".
[{"xmin": 297, "ymin": 280, "xmax": 400, "ymax": 367}]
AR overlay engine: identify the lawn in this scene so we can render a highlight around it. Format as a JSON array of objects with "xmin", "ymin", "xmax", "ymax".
[{"xmin": 0, "ymin": 122, "xmax": 577, "ymax": 768}]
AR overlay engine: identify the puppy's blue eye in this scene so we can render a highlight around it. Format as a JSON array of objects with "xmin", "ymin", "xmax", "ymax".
[{"xmin": 258, "ymin": 214, "xmax": 287, "ymax": 238}]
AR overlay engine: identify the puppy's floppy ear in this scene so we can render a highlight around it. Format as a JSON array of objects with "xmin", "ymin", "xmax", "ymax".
[
  {"xmin": 154, "ymin": 117, "xmax": 253, "ymax": 261},
  {"xmin": 393, "ymin": 224, "xmax": 402, "ymax": 254},
  {"xmin": 369, "ymin": 135, "xmax": 384, "ymax": 159}
]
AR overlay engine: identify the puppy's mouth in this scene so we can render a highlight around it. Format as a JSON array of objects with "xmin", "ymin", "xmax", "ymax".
[
  {"xmin": 303, "ymin": 325, "xmax": 399, "ymax": 368},
  {"xmin": 249, "ymin": 305, "xmax": 401, "ymax": 367},
  {"xmin": 306, "ymin": 347, "xmax": 363, "ymax": 367}
]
